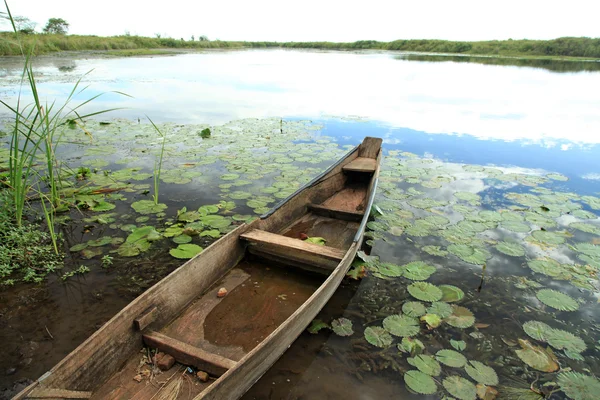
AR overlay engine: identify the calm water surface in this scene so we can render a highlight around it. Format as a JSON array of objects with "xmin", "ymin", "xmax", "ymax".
[{"xmin": 1, "ymin": 50, "xmax": 600, "ymax": 399}]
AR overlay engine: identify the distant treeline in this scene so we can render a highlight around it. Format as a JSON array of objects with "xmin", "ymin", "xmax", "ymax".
[{"xmin": 2, "ymin": 33, "xmax": 600, "ymax": 59}]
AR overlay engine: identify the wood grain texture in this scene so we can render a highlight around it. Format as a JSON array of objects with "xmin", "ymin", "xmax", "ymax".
[
  {"xmin": 133, "ymin": 306, "xmax": 158, "ymax": 331},
  {"xmin": 342, "ymin": 157, "xmax": 377, "ymax": 173},
  {"xmin": 307, "ymin": 203, "xmax": 364, "ymax": 222},
  {"xmin": 18, "ymin": 221, "xmax": 256, "ymax": 396},
  {"xmin": 142, "ymin": 331, "xmax": 236, "ymax": 376},
  {"xmin": 27, "ymin": 388, "xmax": 92, "ymax": 398},
  {"xmin": 358, "ymin": 137, "xmax": 383, "ymax": 159},
  {"xmin": 241, "ymin": 229, "xmax": 346, "ymax": 261}
]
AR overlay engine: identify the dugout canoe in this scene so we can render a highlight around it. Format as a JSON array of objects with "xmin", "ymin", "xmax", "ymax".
[{"xmin": 15, "ymin": 136, "xmax": 382, "ymax": 400}]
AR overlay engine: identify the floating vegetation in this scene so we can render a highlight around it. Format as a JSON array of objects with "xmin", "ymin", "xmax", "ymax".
[
  {"xmin": 464, "ymin": 360, "xmax": 498, "ymax": 386},
  {"xmin": 515, "ymin": 339, "xmax": 559, "ymax": 372},
  {"xmin": 445, "ymin": 306, "xmax": 475, "ymax": 328},
  {"xmin": 447, "ymin": 244, "xmax": 491, "ymax": 265},
  {"xmin": 402, "ymin": 301, "xmax": 427, "ymax": 317},
  {"xmin": 383, "ymin": 314, "xmax": 420, "ymax": 337},
  {"xmin": 407, "ymin": 282, "xmax": 443, "ymax": 302},
  {"xmin": 364, "ymin": 326, "xmax": 393, "ymax": 348},
  {"xmin": 443, "ymin": 376, "xmax": 477, "ymax": 400},
  {"xmin": 439, "ymin": 285, "xmax": 465, "ymax": 302},
  {"xmin": 495, "ymin": 241, "xmax": 526, "ymax": 257},
  {"xmin": 169, "ymin": 244, "xmax": 203, "ymax": 259},
  {"xmin": 535, "ymin": 289, "xmax": 579, "ymax": 311},
  {"xmin": 436, "ymin": 349, "xmax": 467, "ymax": 367},
  {"xmin": 557, "ymin": 371, "xmax": 600, "ymax": 400},
  {"xmin": 404, "ymin": 370, "xmax": 437, "ymax": 395},
  {"xmin": 331, "ymin": 318, "xmax": 353, "ymax": 337},
  {"xmin": 521, "ymin": 320, "xmax": 586, "ymax": 354},
  {"xmin": 407, "ymin": 355, "xmax": 441, "ymax": 376}
]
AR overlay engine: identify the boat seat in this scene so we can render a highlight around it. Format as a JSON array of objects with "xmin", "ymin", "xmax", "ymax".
[
  {"xmin": 240, "ymin": 229, "xmax": 345, "ymax": 272},
  {"xmin": 342, "ymin": 157, "xmax": 377, "ymax": 173},
  {"xmin": 143, "ymin": 330, "xmax": 236, "ymax": 377},
  {"xmin": 307, "ymin": 203, "xmax": 364, "ymax": 222},
  {"xmin": 26, "ymin": 388, "xmax": 92, "ymax": 399}
]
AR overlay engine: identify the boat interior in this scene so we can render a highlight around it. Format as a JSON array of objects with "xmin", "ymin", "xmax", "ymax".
[{"xmin": 22, "ymin": 138, "xmax": 382, "ymax": 400}]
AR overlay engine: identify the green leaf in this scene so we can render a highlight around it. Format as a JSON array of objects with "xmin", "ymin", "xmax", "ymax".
[
  {"xmin": 445, "ymin": 306, "xmax": 475, "ymax": 329},
  {"xmin": 331, "ymin": 317, "xmax": 353, "ymax": 336},
  {"xmin": 131, "ymin": 200, "xmax": 168, "ymax": 215},
  {"xmin": 404, "ymin": 370, "xmax": 437, "ymax": 395},
  {"xmin": 495, "ymin": 241, "xmax": 526, "ymax": 257},
  {"xmin": 407, "ymin": 355, "xmax": 441, "ymax": 376},
  {"xmin": 439, "ymin": 285, "xmax": 465, "ymax": 302},
  {"xmin": 420, "ymin": 313, "xmax": 442, "ymax": 329},
  {"xmin": 376, "ymin": 262, "xmax": 405, "ymax": 277},
  {"xmin": 450, "ymin": 339, "xmax": 467, "ymax": 351},
  {"xmin": 436, "ymin": 349, "xmax": 467, "ymax": 367},
  {"xmin": 402, "ymin": 301, "xmax": 427, "ymax": 317},
  {"xmin": 448, "ymin": 243, "xmax": 491, "ymax": 265},
  {"xmin": 305, "ymin": 236, "xmax": 326, "ymax": 245},
  {"xmin": 515, "ymin": 339, "xmax": 559, "ymax": 372},
  {"xmin": 443, "ymin": 376, "xmax": 477, "ymax": 400},
  {"xmin": 523, "ymin": 321, "xmax": 552, "ymax": 341},
  {"xmin": 90, "ymin": 201, "xmax": 115, "ymax": 212},
  {"xmin": 557, "ymin": 371, "xmax": 600, "ymax": 400},
  {"xmin": 169, "ymin": 244, "xmax": 203, "ymax": 259},
  {"xmin": 408, "ymin": 282, "xmax": 443, "ymax": 302},
  {"xmin": 364, "ymin": 326, "xmax": 393, "ymax": 348},
  {"xmin": 464, "ymin": 360, "xmax": 498, "ymax": 386},
  {"xmin": 383, "ymin": 314, "xmax": 420, "ymax": 337},
  {"xmin": 402, "ymin": 261, "xmax": 437, "ymax": 280},
  {"xmin": 398, "ymin": 337, "xmax": 425, "ymax": 356},
  {"xmin": 536, "ymin": 289, "xmax": 579, "ymax": 311},
  {"xmin": 307, "ymin": 319, "xmax": 329, "ymax": 334},
  {"xmin": 546, "ymin": 328, "xmax": 586, "ymax": 353},
  {"xmin": 427, "ymin": 302, "xmax": 453, "ymax": 318}
]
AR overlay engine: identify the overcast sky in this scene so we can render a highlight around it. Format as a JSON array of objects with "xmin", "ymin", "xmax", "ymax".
[{"xmin": 3, "ymin": 0, "xmax": 599, "ymax": 42}]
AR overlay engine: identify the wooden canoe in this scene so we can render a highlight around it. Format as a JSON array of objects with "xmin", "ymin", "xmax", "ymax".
[{"xmin": 15, "ymin": 136, "xmax": 382, "ymax": 400}]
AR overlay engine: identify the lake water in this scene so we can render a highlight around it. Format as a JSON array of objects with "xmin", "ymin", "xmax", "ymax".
[{"xmin": 1, "ymin": 49, "xmax": 600, "ymax": 399}]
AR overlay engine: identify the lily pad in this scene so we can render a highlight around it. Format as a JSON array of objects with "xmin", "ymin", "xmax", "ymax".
[
  {"xmin": 403, "ymin": 261, "xmax": 437, "ymax": 281},
  {"xmin": 404, "ymin": 370, "xmax": 437, "ymax": 395},
  {"xmin": 515, "ymin": 339, "xmax": 559, "ymax": 372},
  {"xmin": 407, "ymin": 282, "xmax": 443, "ymax": 302},
  {"xmin": 402, "ymin": 302, "xmax": 427, "ymax": 317},
  {"xmin": 364, "ymin": 326, "xmax": 393, "ymax": 348},
  {"xmin": 377, "ymin": 262, "xmax": 405, "ymax": 277},
  {"xmin": 421, "ymin": 313, "xmax": 442, "ymax": 329},
  {"xmin": 557, "ymin": 371, "xmax": 600, "ymax": 400},
  {"xmin": 464, "ymin": 360, "xmax": 498, "ymax": 386},
  {"xmin": 305, "ymin": 237, "xmax": 326, "ymax": 245},
  {"xmin": 536, "ymin": 289, "xmax": 579, "ymax": 311},
  {"xmin": 331, "ymin": 318, "xmax": 353, "ymax": 337},
  {"xmin": 443, "ymin": 376, "xmax": 477, "ymax": 400},
  {"xmin": 422, "ymin": 245, "xmax": 448, "ymax": 257},
  {"xmin": 439, "ymin": 285, "xmax": 465, "ymax": 302},
  {"xmin": 427, "ymin": 302, "xmax": 453, "ymax": 318},
  {"xmin": 407, "ymin": 355, "xmax": 441, "ymax": 376},
  {"xmin": 383, "ymin": 314, "xmax": 420, "ymax": 337},
  {"xmin": 307, "ymin": 319, "xmax": 329, "ymax": 334},
  {"xmin": 546, "ymin": 328, "xmax": 586, "ymax": 353},
  {"xmin": 451, "ymin": 339, "xmax": 467, "ymax": 351},
  {"xmin": 523, "ymin": 320, "xmax": 553, "ymax": 341},
  {"xmin": 528, "ymin": 230, "xmax": 566, "ymax": 246},
  {"xmin": 495, "ymin": 241, "xmax": 526, "ymax": 257},
  {"xmin": 131, "ymin": 200, "xmax": 168, "ymax": 215},
  {"xmin": 445, "ymin": 306, "xmax": 475, "ymax": 329},
  {"xmin": 448, "ymin": 244, "xmax": 491, "ymax": 265},
  {"xmin": 500, "ymin": 220, "xmax": 531, "ymax": 233},
  {"xmin": 436, "ymin": 349, "xmax": 467, "ymax": 367},
  {"xmin": 169, "ymin": 244, "xmax": 203, "ymax": 259}
]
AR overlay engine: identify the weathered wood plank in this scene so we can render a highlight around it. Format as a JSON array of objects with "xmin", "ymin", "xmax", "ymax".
[
  {"xmin": 143, "ymin": 330, "xmax": 236, "ymax": 377},
  {"xmin": 358, "ymin": 137, "xmax": 383, "ymax": 159},
  {"xmin": 241, "ymin": 229, "xmax": 345, "ymax": 261},
  {"xmin": 133, "ymin": 306, "xmax": 158, "ymax": 331},
  {"xmin": 246, "ymin": 247, "xmax": 334, "ymax": 275},
  {"xmin": 307, "ymin": 203, "xmax": 364, "ymax": 222},
  {"xmin": 342, "ymin": 157, "xmax": 377, "ymax": 173},
  {"xmin": 27, "ymin": 388, "xmax": 92, "ymax": 399}
]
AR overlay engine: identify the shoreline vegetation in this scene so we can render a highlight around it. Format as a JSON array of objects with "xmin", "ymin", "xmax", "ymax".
[{"xmin": 1, "ymin": 33, "xmax": 600, "ymax": 61}]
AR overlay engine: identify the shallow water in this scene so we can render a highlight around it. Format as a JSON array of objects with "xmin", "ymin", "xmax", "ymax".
[{"xmin": 1, "ymin": 50, "xmax": 600, "ymax": 399}]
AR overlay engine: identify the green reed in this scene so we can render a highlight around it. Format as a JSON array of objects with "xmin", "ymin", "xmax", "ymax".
[{"xmin": 149, "ymin": 117, "xmax": 166, "ymax": 205}]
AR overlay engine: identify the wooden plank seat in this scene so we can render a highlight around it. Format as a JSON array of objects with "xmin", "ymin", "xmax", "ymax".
[
  {"xmin": 26, "ymin": 388, "xmax": 92, "ymax": 399},
  {"xmin": 142, "ymin": 330, "xmax": 237, "ymax": 376},
  {"xmin": 342, "ymin": 157, "xmax": 377, "ymax": 173},
  {"xmin": 240, "ymin": 229, "xmax": 346, "ymax": 272},
  {"xmin": 307, "ymin": 203, "xmax": 364, "ymax": 222}
]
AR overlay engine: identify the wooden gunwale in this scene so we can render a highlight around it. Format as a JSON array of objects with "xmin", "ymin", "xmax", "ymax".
[{"xmin": 15, "ymin": 137, "xmax": 382, "ymax": 400}]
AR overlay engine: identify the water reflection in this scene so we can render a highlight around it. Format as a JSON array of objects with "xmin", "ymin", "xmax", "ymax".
[
  {"xmin": 1, "ymin": 50, "xmax": 600, "ymax": 144},
  {"xmin": 396, "ymin": 53, "xmax": 600, "ymax": 73}
]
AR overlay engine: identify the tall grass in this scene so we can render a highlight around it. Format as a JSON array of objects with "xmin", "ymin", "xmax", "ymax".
[
  {"xmin": 149, "ymin": 117, "xmax": 166, "ymax": 205},
  {"xmin": 1, "ymin": 1, "xmax": 126, "ymax": 248}
]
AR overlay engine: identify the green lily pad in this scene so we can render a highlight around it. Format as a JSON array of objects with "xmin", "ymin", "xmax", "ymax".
[
  {"xmin": 305, "ymin": 237, "xmax": 326, "ymax": 245},
  {"xmin": 403, "ymin": 261, "xmax": 437, "ymax": 281},
  {"xmin": 407, "ymin": 355, "xmax": 441, "ymax": 376},
  {"xmin": 169, "ymin": 244, "xmax": 203, "ymax": 259},
  {"xmin": 131, "ymin": 200, "xmax": 168, "ymax": 215},
  {"xmin": 454, "ymin": 191, "xmax": 481, "ymax": 205},
  {"xmin": 408, "ymin": 282, "xmax": 443, "ymax": 302},
  {"xmin": 523, "ymin": 320, "xmax": 553, "ymax": 341},
  {"xmin": 398, "ymin": 337, "xmax": 425, "ymax": 356},
  {"xmin": 70, "ymin": 243, "xmax": 88, "ymax": 252},
  {"xmin": 376, "ymin": 262, "xmax": 405, "ymax": 277},
  {"xmin": 172, "ymin": 234, "xmax": 192, "ymax": 244},
  {"xmin": 448, "ymin": 244, "xmax": 491, "ymax": 265},
  {"xmin": 445, "ymin": 306, "xmax": 475, "ymax": 329},
  {"xmin": 402, "ymin": 301, "xmax": 427, "ymax": 317},
  {"xmin": 495, "ymin": 241, "xmax": 526, "ymax": 257},
  {"xmin": 546, "ymin": 329, "xmax": 586, "ymax": 353},
  {"xmin": 515, "ymin": 339, "xmax": 559, "ymax": 372},
  {"xmin": 383, "ymin": 314, "xmax": 420, "ymax": 337},
  {"xmin": 536, "ymin": 289, "xmax": 579, "ymax": 311},
  {"xmin": 546, "ymin": 173, "xmax": 568, "ymax": 181},
  {"xmin": 573, "ymin": 243, "xmax": 600, "ymax": 258},
  {"xmin": 364, "ymin": 326, "xmax": 393, "ymax": 348},
  {"xmin": 500, "ymin": 220, "xmax": 531, "ymax": 233},
  {"xmin": 436, "ymin": 349, "xmax": 467, "ymax": 367},
  {"xmin": 569, "ymin": 222, "xmax": 600, "ymax": 235},
  {"xmin": 81, "ymin": 248, "xmax": 103, "ymax": 259},
  {"xmin": 427, "ymin": 302, "xmax": 453, "ymax": 318},
  {"xmin": 220, "ymin": 173, "xmax": 240, "ymax": 180},
  {"xmin": 422, "ymin": 245, "xmax": 448, "ymax": 257},
  {"xmin": 200, "ymin": 229, "xmax": 221, "ymax": 238},
  {"xmin": 528, "ymin": 230, "xmax": 566, "ymax": 246},
  {"xmin": 90, "ymin": 201, "xmax": 116, "ymax": 212},
  {"xmin": 307, "ymin": 319, "xmax": 329, "ymax": 334},
  {"xmin": 420, "ymin": 313, "xmax": 442, "ymax": 328},
  {"xmin": 331, "ymin": 317, "xmax": 353, "ymax": 337},
  {"xmin": 557, "ymin": 371, "xmax": 600, "ymax": 400},
  {"xmin": 450, "ymin": 339, "xmax": 467, "ymax": 351},
  {"xmin": 404, "ymin": 370, "xmax": 437, "ymax": 395},
  {"xmin": 439, "ymin": 285, "xmax": 465, "ymax": 302},
  {"xmin": 443, "ymin": 376, "xmax": 477, "ymax": 400},
  {"xmin": 464, "ymin": 360, "xmax": 498, "ymax": 386}
]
